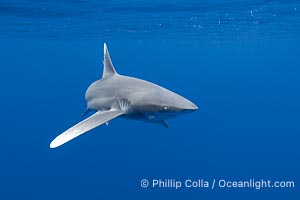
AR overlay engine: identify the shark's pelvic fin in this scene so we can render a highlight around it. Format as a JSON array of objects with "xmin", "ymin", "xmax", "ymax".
[
  {"xmin": 159, "ymin": 120, "xmax": 170, "ymax": 128},
  {"xmin": 102, "ymin": 43, "xmax": 117, "ymax": 78},
  {"xmin": 50, "ymin": 109, "xmax": 123, "ymax": 148}
]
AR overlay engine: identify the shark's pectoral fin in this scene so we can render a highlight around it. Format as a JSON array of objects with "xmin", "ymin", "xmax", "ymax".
[
  {"xmin": 158, "ymin": 120, "xmax": 170, "ymax": 128},
  {"xmin": 50, "ymin": 109, "xmax": 123, "ymax": 148}
]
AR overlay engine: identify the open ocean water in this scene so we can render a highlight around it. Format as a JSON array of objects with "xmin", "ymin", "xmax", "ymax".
[{"xmin": 0, "ymin": 0, "xmax": 299, "ymax": 199}]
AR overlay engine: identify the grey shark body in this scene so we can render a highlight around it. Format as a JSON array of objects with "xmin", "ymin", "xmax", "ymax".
[{"xmin": 50, "ymin": 43, "xmax": 197, "ymax": 148}]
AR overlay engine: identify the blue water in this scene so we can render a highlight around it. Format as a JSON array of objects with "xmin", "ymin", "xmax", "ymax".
[{"xmin": 0, "ymin": 0, "xmax": 299, "ymax": 199}]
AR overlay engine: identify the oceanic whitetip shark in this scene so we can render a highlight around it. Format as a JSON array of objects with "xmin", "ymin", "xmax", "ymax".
[{"xmin": 50, "ymin": 43, "xmax": 198, "ymax": 148}]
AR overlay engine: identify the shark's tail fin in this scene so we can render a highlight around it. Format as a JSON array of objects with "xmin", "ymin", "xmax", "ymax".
[{"xmin": 102, "ymin": 43, "xmax": 117, "ymax": 78}]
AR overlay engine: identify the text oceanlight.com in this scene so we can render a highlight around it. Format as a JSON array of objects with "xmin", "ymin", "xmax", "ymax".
[{"xmin": 140, "ymin": 179, "xmax": 295, "ymax": 190}]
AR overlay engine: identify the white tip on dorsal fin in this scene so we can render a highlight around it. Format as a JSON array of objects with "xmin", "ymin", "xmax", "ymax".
[{"xmin": 102, "ymin": 43, "xmax": 117, "ymax": 78}]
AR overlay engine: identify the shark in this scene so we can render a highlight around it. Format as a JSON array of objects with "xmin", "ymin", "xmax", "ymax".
[{"xmin": 50, "ymin": 43, "xmax": 198, "ymax": 148}]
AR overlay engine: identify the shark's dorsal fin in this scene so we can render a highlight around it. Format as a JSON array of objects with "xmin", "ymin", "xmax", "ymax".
[{"xmin": 102, "ymin": 43, "xmax": 117, "ymax": 78}]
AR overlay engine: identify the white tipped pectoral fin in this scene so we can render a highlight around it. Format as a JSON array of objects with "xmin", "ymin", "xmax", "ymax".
[{"xmin": 50, "ymin": 109, "xmax": 123, "ymax": 148}]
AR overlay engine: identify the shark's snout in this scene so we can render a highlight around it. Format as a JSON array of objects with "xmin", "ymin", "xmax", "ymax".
[
  {"xmin": 177, "ymin": 95, "xmax": 198, "ymax": 111},
  {"xmin": 187, "ymin": 102, "xmax": 198, "ymax": 110},
  {"xmin": 182, "ymin": 101, "xmax": 198, "ymax": 112},
  {"xmin": 177, "ymin": 101, "xmax": 197, "ymax": 116}
]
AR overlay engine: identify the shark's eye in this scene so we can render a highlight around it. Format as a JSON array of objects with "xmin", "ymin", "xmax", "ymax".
[{"xmin": 163, "ymin": 106, "xmax": 168, "ymax": 110}]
